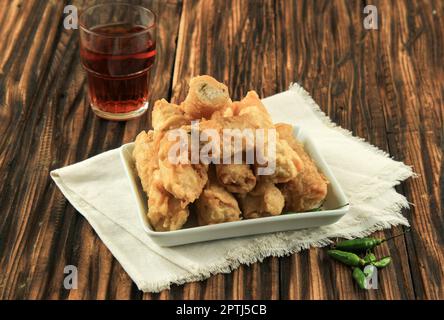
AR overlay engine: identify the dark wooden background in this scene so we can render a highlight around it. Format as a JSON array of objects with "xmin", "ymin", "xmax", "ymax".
[{"xmin": 0, "ymin": 0, "xmax": 442, "ymax": 300}]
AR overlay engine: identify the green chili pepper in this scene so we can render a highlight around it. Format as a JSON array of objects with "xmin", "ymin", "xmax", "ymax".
[
  {"xmin": 334, "ymin": 230, "xmax": 409, "ymax": 252},
  {"xmin": 352, "ymin": 267, "xmax": 367, "ymax": 289},
  {"xmin": 335, "ymin": 237, "xmax": 383, "ymax": 252},
  {"xmin": 373, "ymin": 256, "xmax": 391, "ymax": 268},
  {"xmin": 327, "ymin": 250, "xmax": 365, "ymax": 267},
  {"xmin": 363, "ymin": 252, "xmax": 376, "ymax": 265}
]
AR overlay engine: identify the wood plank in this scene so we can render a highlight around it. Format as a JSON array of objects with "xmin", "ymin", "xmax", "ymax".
[
  {"xmin": 0, "ymin": 0, "xmax": 69, "ymax": 299},
  {"xmin": 161, "ymin": 0, "xmax": 280, "ymax": 300},
  {"xmin": 0, "ymin": 0, "xmax": 183, "ymax": 299},
  {"xmin": 370, "ymin": 0, "xmax": 444, "ymax": 299},
  {"xmin": 387, "ymin": 131, "xmax": 443, "ymax": 299},
  {"xmin": 372, "ymin": 0, "xmax": 443, "ymax": 135},
  {"xmin": 171, "ymin": 0, "xmax": 278, "ymax": 102},
  {"xmin": 275, "ymin": 0, "xmax": 416, "ymax": 299}
]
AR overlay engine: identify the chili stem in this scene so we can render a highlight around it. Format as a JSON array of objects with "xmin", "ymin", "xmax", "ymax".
[{"xmin": 381, "ymin": 228, "xmax": 410, "ymax": 243}]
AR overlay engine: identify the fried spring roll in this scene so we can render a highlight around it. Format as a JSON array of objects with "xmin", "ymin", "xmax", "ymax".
[
  {"xmin": 183, "ymin": 75, "xmax": 232, "ymax": 119},
  {"xmin": 196, "ymin": 168, "xmax": 241, "ymax": 225},
  {"xmin": 238, "ymin": 179, "xmax": 285, "ymax": 219},
  {"xmin": 215, "ymin": 163, "xmax": 256, "ymax": 194},
  {"xmin": 147, "ymin": 170, "xmax": 189, "ymax": 231},
  {"xmin": 157, "ymin": 130, "xmax": 208, "ymax": 206},
  {"xmin": 152, "ymin": 99, "xmax": 191, "ymax": 131},
  {"xmin": 255, "ymin": 138, "xmax": 304, "ymax": 184},
  {"xmin": 133, "ymin": 130, "xmax": 160, "ymax": 193},
  {"xmin": 134, "ymin": 131, "xmax": 190, "ymax": 231},
  {"xmin": 275, "ymin": 123, "xmax": 329, "ymax": 212}
]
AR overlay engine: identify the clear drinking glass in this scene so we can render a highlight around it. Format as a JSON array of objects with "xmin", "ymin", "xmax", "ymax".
[{"xmin": 79, "ymin": 3, "xmax": 156, "ymax": 121}]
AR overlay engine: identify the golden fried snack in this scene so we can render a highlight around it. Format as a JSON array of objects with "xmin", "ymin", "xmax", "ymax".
[
  {"xmin": 274, "ymin": 123, "xmax": 298, "ymax": 148},
  {"xmin": 256, "ymin": 138, "xmax": 304, "ymax": 184},
  {"xmin": 210, "ymin": 90, "xmax": 269, "ymax": 123},
  {"xmin": 200, "ymin": 100, "xmax": 302, "ymax": 183},
  {"xmin": 199, "ymin": 111, "xmax": 263, "ymax": 132},
  {"xmin": 199, "ymin": 107, "xmax": 276, "ymax": 156},
  {"xmin": 133, "ymin": 75, "xmax": 331, "ymax": 230},
  {"xmin": 232, "ymin": 91, "xmax": 269, "ymax": 115},
  {"xmin": 147, "ymin": 170, "xmax": 189, "ymax": 231},
  {"xmin": 133, "ymin": 130, "xmax": 160, "ymax": 193},
  {"xmin": 238, "ymin": 178, "xmax": 285, "ymax": 219},
  {"xmin": 209, "ymin": 90, "xmax": 270, "ymax": 122},
  {"xmin": 232, "ymin": 91, "xmax": 273, "ymax": 129},
  {"xmin": 158, "ymin": 130, "xmax": 208, "ymax": 206},
  {"xmin": 183, "ymin": 75, "xmax": 231, "ymax": 119},
  {"xmin": 238, "ymin": 106, "xmax": 274, "ymax": 129},
  {"xmin": 199, "ymin": 89, "xmax": 274, "ymax": 132},
  {"xmin": 133, "ymin": 131, "xmax": 189, "ymax": 231},
  {"xmin": 210, "ymin": 104, "xmax": 234, "ymax": 120},
  {"xmin": 152, "ymin": 99, "xmax": 191, "ymax": 131},
  {"xmin": 195, "ymin": 168, "xmax": 241, "ymax": 225},
  {"xmin": 234, "ymin": 91, "xmax": 303, "ymax": 183},
  {"xmin": 215, "ymin": 163, "xmax": 256, "ymax": 194},
  {"xmin": 276, "ymin": 123, "xmax": 329, "ymax": 212},
  {"xmin": 198, "ymin": 113, "xmax": 260, "ymax": 162}
]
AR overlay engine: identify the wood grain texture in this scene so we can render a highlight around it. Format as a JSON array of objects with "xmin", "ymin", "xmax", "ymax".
[
  {"xmin": 371, "ymin": 0, "xmax": 444, "ymax": 299},
  {"xmin": 0, "ymin": 0, "xmax": 442, "ymax": 300}
]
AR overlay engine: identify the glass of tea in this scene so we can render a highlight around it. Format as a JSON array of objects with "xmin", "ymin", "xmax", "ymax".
[{"xmin": 79, "ymin": 3, "xmax": 156, "ymax": 121}]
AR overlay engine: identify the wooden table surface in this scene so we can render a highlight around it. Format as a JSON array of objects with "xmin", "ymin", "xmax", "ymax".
[{"xmin": 0, "ymin": 0, "xmax": 443, "ymax": 300}]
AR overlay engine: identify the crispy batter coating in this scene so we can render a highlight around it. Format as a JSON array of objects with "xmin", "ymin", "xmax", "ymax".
[
  {"xmin": 215, "ymin": 163, "xmax": 256, "ymax": 194},
  {"xmin": 210, "ymin": 104, "xmax": 234, "ymax": 120},
  {"xmin": 199, "ymin": 92, "xmax": 302, "ymax": 184},
  {"xmin": 199, "ymin": 89, "xmax": 274, "ymax": 131},
  {"xmin": 147, "ymin": 170, "xmax": 189, "ymax": 231},
  {"xmin": 208, "ymin": 90, "xmax": 269, "ymax": 122},
  {"xmin": 199, "ymin": 111, "xmax": 265, "ymax": 131},
  {"xmin": 134, "ymin": 131, "xmax": 189, "ymax": 231},
  {"xmin": 256, "ymin": 138, "xmax": 304, "ymax": 184},
  {"xmin": 152, "ymin": 99, "xmax": 191, "ymax": 131},
  {"xmin": 158, "ymin": 131, "xmax": 208, "ymax": 206},
  {"xmin": 133, "ymin": 130, "xmax": 160, "ymax": 193},
  {"xmin": 238, "ymin": 178, "xmax": 285, "ymax": 219},
  {"xmin": 198, "ymin": 107, "xmax": 276, "ymax": 160},
  {"xmin": 236, "ymin": 91, "xmax": 274, "ymax": 134},
  {"xmin": 183, "ymin": 75, "xmax": 231, "ymax": 119},
  {"xmin": 275, "ymin": 123, "xmax": 329, "ymax": 212},
  {"xmin": 195, "ymin": 168, "xmax": 241, "ymax": 225},
  {"xmin": 197, "ymin": 113, "xmax": 262, "ymax": 163},
  {"xmin": 232, "ymin": 91, "xmax": 303, "ymax": 183}
]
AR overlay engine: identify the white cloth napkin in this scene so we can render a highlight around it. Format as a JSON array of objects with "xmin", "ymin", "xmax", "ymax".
[{"xmin": 51, "ymin": 84, "xmax": 414, "ymax": 292}]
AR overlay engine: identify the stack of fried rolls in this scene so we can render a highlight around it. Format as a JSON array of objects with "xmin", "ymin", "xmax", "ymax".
[{"xmin": 133, "ymin": 75, "xmax": 328, "ymax": 231}]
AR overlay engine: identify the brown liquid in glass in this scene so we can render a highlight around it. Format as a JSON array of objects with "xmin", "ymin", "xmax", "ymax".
[{"xmin": 80, "ymin": 24, "xmax": 156, "ymax": 114}]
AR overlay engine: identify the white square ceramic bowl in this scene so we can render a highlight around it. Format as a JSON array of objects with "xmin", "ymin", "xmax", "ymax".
[{"xmin": 120, "ymin": 126, "xmax": 349, "ymax": 247}]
